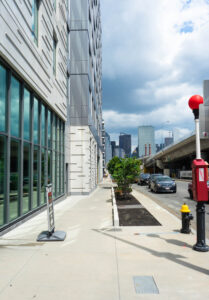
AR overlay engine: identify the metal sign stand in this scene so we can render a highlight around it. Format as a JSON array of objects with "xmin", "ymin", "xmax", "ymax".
[{"xmin": 37, "ymin": 184, "xmax": 66, "ymax": 241}]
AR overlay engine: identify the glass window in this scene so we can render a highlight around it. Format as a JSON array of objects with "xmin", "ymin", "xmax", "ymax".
[
  {"xmin": 32, "ymin": 0, "xmax": 39, "ymax": 45},
  {"xmin": 10, "ymin": 77, "xmax": 20, "ymax": 137},
  {"xmin": 23, "ymin": 89, "xmax": 30, "ymax": 140},
  {"xmin": 33, "ymin": 146, "xmax": 39, "ymax": 208},
  {"xmin": 0, "ymin": 136, "xmax": 5, "ymax": 225},
  {"xmin": 0, "ymin": 65, "xmax": 6, "ymax": 132},
  {"xmin": 40, "ymin": 148, "xmax": 46, "ymax": 205},
  {"xmin": 57, "ymin": 153, "xmax": 60, "ymax": 196},
  {"xmin": 48, "ymin": 110, "xmax": 52, "ymax": 149},
  {"xmin": 23, "ymin": 142, "xmax": 30, "ymax": 214},
  {"xmin": 41, "ymin": 105, "xmax": 46, "ymax": 146},
  {"xmin": 57, "ymin": 119, "xmax": 60, "ymax": 153},
  {"xmin": 60, "ymin": 122, "xmax": 63, "ymax": 154},
  {"xmin": 60, "ymin": 154, "xmax": 63, "ymax": 194},
  {"xmin": 62, "ymin": 122, "xmax": 65, "ymax": 154},
  {"xmin": 52, "ymin": 151, "xmax": 56, "ymax": 198},
  {"xmin": 10, "ymin": 139, "xmax": 19, "ymax": 221},
  {"xmin": 53, "ymin": 115, "xmax": 57, "ymax": 152},
  {"xmin": 33, "ymin": 98, "xmax": 39, "ymax": 144},
  {"xmin": 48, "ymin": 150, "xmax": 52, "ymax": 184}
]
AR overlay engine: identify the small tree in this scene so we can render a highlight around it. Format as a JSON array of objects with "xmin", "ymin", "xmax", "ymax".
[
  {"xmin": 108, "ymin": 157, "xmax": 141, "ymax": 199},
  {"xmin": 107, "ymin": 156, "xmax": 121, "ymax": 175}
]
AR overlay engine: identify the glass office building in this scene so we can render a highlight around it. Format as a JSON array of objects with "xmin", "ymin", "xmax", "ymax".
[
  {"xmin": 138, "ymin": 126, "xmax": 156, "ymax": 157},
  {"xmin": 0, "ymin": 61, "xmax": 65, "ymax": 230}
]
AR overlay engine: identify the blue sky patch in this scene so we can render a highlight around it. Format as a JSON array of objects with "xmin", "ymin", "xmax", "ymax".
[
  {"xmin": 181, "ymin": 0, "xmax": 192, "ymax": 10},
  {"xmin": 180, "ymin": 21, "xmax": 194, "ymax": 33}
]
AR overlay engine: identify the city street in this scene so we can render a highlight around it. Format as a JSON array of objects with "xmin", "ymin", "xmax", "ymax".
[{"xmin": 133, "ymin": 180, "xmax": 209, "ymax": 239}]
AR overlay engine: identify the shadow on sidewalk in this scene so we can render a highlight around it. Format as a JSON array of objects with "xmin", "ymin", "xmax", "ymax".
[
  {"xmin": 93, "ymin": 229, "xmax": 209, "ymax": 276},
  {"xmin": 146, "ymin": 233, "xmax": 193, "ymax": 249}
]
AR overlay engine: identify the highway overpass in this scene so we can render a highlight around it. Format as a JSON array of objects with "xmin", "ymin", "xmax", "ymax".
[{"xmin": 144, "ymin": 134, "xmax": 209, "ymax": 177}]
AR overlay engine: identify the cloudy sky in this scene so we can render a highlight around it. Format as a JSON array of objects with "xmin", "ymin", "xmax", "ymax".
[{"xmin": 101, "ymin": 0, "xmax": 209, "ymax": 150}]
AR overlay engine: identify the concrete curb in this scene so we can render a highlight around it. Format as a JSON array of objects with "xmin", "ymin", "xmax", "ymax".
[{"xmin": 111, "ymin": 187, "xmax": 119, "ymax": 227}]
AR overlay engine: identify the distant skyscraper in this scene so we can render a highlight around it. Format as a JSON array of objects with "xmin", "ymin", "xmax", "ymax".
[
  {"xmin": 119, "ymin": 133, "xmax": 131, "ymax": 157},
  {"xmin": 105, "ymin": 132, "xmax": 112, "ymax": 165},
  {"xmin": 138, "ymin": 126, "xmax": 156, "ymax": 157},
  {"xmin": 111, "ymin": 141, "xmax": 116, "ymax": 157},
  {"xmin": 164, "ymin": 137, "xmax": 173, "ymax": 147},
  {"xmin": 115, "ymin": 146, "xmax": 126, "ymax": 158}
]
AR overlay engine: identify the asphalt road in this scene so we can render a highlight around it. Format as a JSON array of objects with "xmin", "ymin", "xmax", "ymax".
[{"xmin": 133, "ymin": 180, "xmax": 209, "ymax": 239}]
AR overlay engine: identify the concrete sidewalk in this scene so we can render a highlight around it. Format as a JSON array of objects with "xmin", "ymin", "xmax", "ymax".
[{"xmin": 0, "ymin": 180, "xmax": 209, "ymax": 300}]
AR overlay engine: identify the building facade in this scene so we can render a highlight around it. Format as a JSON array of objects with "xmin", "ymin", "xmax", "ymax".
[
  {"xmin": 0, "ymin": 0, "xmax": 67, "ymax": 231},
  {"xmin": 111, "ymin": 141, "xmax": 116, "ymax": 157},
  {"xmin": 138, "ymin": 126, "xmax": 156, "ymax": 157},
  {"xmin": 119, "ymin": 133, "xmax": 131, "ymax": 157},
  {"xmin": 114, "ymin": 146, "xmax": 126, "ymax": 158},
  {"xmin": 164, "ymin": 137, "xmax": 174, "ymax": 147},
  {"xmin": 105, "ymin": 132, "xmax": 112, "ymax": 165},
  {"xmin": 68, "ymin": 0, "xmax": 103, "ymax": 194}
]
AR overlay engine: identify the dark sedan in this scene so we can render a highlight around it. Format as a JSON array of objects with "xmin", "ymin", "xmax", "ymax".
[
  {"xmin": 150, "ymin": 175, "xmax": 176, "ymax": 193},
  {"xmin": 148, "ymin": 173, "xmax": 162, "ymax": 189},
  {"xmin": 138, "ymin": 173, "xmax": 150, "ymax": 185}
]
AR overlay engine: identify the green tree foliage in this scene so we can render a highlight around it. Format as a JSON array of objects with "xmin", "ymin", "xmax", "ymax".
[
  {"xmin": 108, "ymin": 157, "xmax": 141, "ymax": 199},
  {"xmin": 107, "ymin": 156, "xmax": 121, "ymax": 175}
]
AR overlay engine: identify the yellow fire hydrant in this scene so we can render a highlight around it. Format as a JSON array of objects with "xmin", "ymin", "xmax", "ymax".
[{"xmin": 180, "ymin": 203, "xmax": 193, "ymax": 234}]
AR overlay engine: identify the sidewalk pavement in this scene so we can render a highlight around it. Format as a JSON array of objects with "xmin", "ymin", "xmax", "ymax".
[{"xmin": 1, "ymin": 177, "xmax": 209, "ymax": 300}]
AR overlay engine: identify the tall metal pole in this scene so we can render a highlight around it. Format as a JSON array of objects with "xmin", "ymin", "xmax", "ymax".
[{"xmin": 195, "ymin": 118, "xmax": 201, "ymax": 159}]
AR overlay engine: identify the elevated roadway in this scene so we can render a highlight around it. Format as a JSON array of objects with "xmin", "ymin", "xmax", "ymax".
[{"xmin": 144, "ymin": 134, "xmax": 209, "ymax": 177}]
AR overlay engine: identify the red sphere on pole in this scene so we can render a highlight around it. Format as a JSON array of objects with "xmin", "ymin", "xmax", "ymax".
[{"xmin": 188, "ymin": 95, "xmax": 204, "ymax": 110}]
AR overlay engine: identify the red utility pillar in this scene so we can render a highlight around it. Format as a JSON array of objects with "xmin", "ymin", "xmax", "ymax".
[
  {"xmin": 145, "ymin": 144, "xmax": 147, "ymax": 156},
  {"xmin": 149, "ymin": 144, "xmax": 151, "ymax": 156}
]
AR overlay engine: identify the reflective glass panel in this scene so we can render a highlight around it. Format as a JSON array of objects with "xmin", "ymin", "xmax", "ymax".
[
  {"xmin": 57, "ymin": 153, "xmax": 60, "ymax": 196},
  {"xmin": 53, "ymin": 115, "xmax": 56, "ymax": 152},
  {"xmin": 60, "ymin": 154, "xmax": 64, "ymax": 194},
  {"xmin": 57, "ymin": 119, "xmax": 60, "ymax": 152},
  {"xmin": 60, "ymin": 122, "xmax": 63, "ymax": 154},
  {"xmin": 0, "ymin": 136, "xmax": 5, "ymax": 225},
  {"xmin": 62, "ymin": 122, "xmax": 65, "ymax": 154},
  {"xmin": 48, "ymin": 110, "xmax": 52, "ymax": 149},
  {"xmin": 10, "ymin": 139, "xmax": 19, "ymax": 221},
  {"xmin": 33, "ymin": 146, "xmax": 39, "ymax": 208},
  {"xmin": 41, "ymin": 105, "xmax": 46, "ymax": 146},
  {"xmin": 24, "ymin": 89, "xmax": 30, "ymax": 140},
  {"xmin": 33, "ymin": 98, "xmax": 39, "ymax": 144},
  {"xmin": 48, "ymin": 150, "xmax": 52, "ymax": 184},
  {"xmin": 0, "ymin": 65, "xmax": 6, "ymax": 132},
  {"xmin": 52, "ymin": 151, "xmax": 56, "ymax": 198},
  {"xmin": 40, "ymin": 148, "xmax": 46, "ymax": 204},
  {"xmin": 11, "ymin": 77, "xmax": 20, "ymax": 137},
  {"xmin": 23, "ymin": 142, "xmax": 30, "ymax": 214}
]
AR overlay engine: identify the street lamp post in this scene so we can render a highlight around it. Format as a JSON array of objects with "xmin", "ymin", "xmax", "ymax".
[{"xmin": 188, "ymin": 95, "xmax": 209, "ymax": 252}]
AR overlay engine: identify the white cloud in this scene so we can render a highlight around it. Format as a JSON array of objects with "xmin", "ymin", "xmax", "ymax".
[
  {"xmin": 101, "ymin": 0, "xmax": 209, "ymax": 145},
  {"xmin": 102, "ymin": 0, "xmax": 209, "ymax": 79}
]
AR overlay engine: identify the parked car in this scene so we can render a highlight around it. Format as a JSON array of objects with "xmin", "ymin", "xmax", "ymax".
[
  {"xmin": 150, "ymin": 175, "xmax": 176, "ymax": 193},
  {"xmin": 188, "ymin": 180, "xmax": 209, "ymax": 200},
  {"xmin": 148, "ymin": 173, "xmax": 162, "ymax": 189},
  {"xmin": 138, "ymin": 173, "xmax": 150, "ymax": 185}
]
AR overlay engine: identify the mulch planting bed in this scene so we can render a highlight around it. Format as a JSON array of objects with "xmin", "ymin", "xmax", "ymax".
[{"xmin": 115, "ymin": 193, "xmax": 161, "ymax": 226}]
